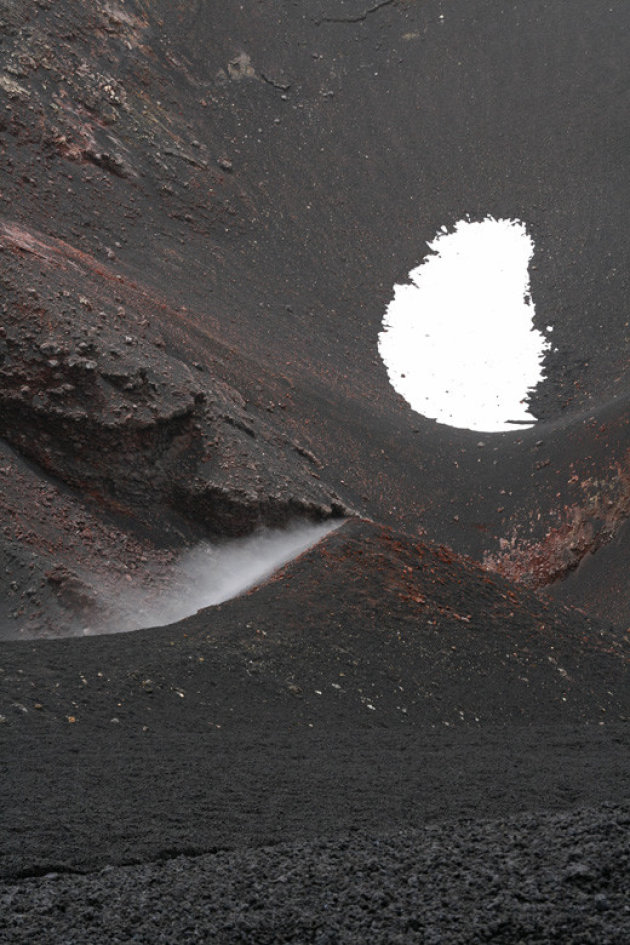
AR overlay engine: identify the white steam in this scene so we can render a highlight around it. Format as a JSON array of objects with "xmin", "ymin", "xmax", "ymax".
[{"xmin": 93, "ymin": 519, "xmax": 341, "ymax": 635}]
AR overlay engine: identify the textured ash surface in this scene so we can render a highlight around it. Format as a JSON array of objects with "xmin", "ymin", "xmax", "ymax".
[
  {"xmin": 1, "ymin": 0, "xmax": 629, "ymax": 942},
  {"xmin": 2, "ymin": 806, "xmax": 628, "ymax": 945}
]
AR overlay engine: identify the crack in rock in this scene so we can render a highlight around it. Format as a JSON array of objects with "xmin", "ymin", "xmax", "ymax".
[{"xmin": 315, "ymin": 0, "xmax": 395, "ymax": 26}]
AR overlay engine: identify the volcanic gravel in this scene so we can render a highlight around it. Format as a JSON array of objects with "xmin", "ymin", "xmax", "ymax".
[{"xmin": 2, "ymin": 805, "xmax": 628, "ymax": 945}]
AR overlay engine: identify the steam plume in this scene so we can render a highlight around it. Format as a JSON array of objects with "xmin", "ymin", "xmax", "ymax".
[{"xmin": 97, "ymin": 519, "xmax": 341, "ymax": 634}]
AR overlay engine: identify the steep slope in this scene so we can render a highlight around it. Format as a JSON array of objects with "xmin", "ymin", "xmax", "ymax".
[{"xmin": 1, "ymin": 0, "xmax": 629, "ymax": 627}]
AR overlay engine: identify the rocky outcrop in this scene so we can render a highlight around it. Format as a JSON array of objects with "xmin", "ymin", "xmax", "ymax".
[
  {"xmin": 0, "ymin": 210, "xmax": 349, "ymax": 636},
  {"xmin": 0, "ymin": 217, "xmax": 348, "ymax": 536},
  {"xmin": 483, "ymin": 456, "xmax": 630, "ymax": 588},
  {"xmin": 0, "ymin": 300, "xmax": 204, "ymax": 504}
]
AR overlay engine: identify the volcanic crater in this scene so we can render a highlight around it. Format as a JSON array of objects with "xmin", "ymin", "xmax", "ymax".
[{"xmin": 0, "ymin": 2, "xmax": 628, "ymax": 943}]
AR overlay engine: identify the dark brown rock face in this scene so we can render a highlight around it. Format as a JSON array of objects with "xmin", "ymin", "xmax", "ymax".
[
  {"xmin": 0, "ymin": 209, "xmax": 347, "ymax": 635},
  {"xmin": 0, "ymin": 218, "xmax": 345, "ymax": 525}
]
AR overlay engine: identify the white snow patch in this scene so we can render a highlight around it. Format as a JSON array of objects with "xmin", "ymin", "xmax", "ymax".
[{"xmin": 378, "ymin": 217, "xmax": 551, "ymax": 432}]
